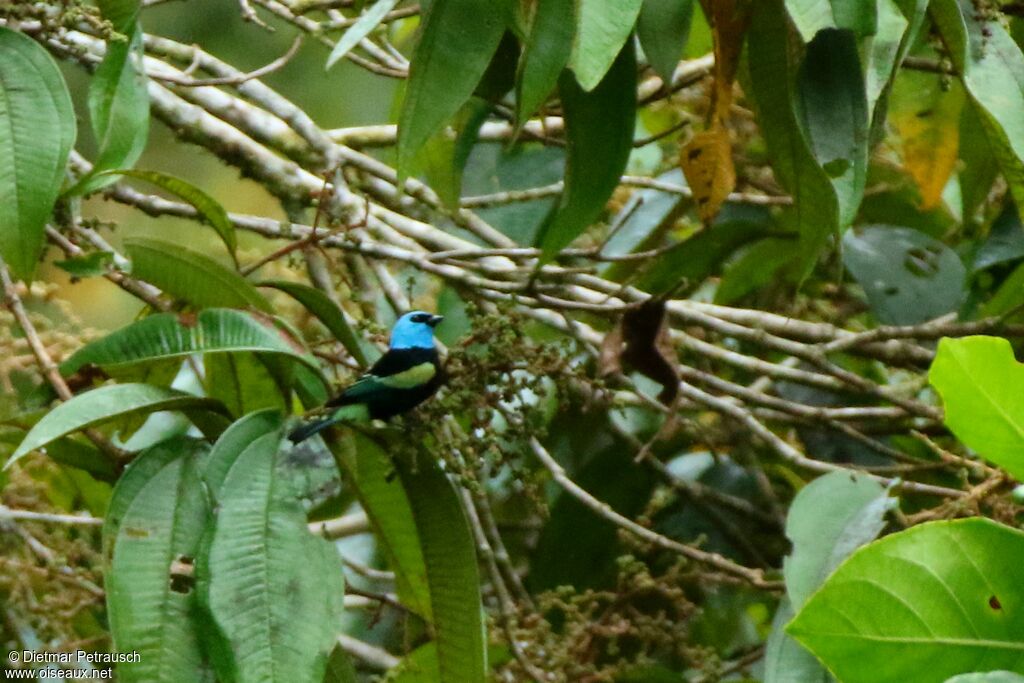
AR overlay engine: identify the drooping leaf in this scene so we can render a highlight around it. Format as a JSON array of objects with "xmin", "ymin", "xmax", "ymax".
[
  {"xmin": 205, "ymin": 352, "xmax": 289, "ymax": 418},
  {"xmin": 102, "ymin": 171, "xmax": 236, "ymax": 261},
  {"xmin": 930, "ymin": 336, "xmax": 1024, "ymax": 481},
  {"xmin": 569, "ymin": 0, "xmax": 644, "ymax": 91},
  {"xmin": 202, "ymin": 409, "xmax": 283, "ymax": 500},
  {"xmin": 326, "ymin": 0, "xmax": 400, "ymax": 70},
  {"xmin": 747, "ymin": 1, "xmax": 838, "ymax": 269},
  {"xmin": 680, "ymin": 126, "xmax": 735, "ymax": 222},
  {"xmin": 60, "ymin": 308, "xmax": 324, "ymax": 383},
  {"xmin": 789, "ymin": 518, "xmax": 1024, "ymax": 683},
  {"xmin": 714, "ymin": 236, "xmax": 796, "ymax": 304},
  {"xmin": 932, "ymin": 0, "xmax": 1024, "ymax": 208},
  {"xmin": 199, "ymin": 430, "xmax": 346, "ymax": 683},
  {"xmin": 890, "ymin": 68, "xmax": 965, "ymax": 209},
  {"xmin": 599, "ymin": 298, "xmax": 679, "ymax": 405},
  {"xmin": 124, "ymin": 237, "xmax": 270, "ymax": 312},
  {"xmin": 637, "ymin": 0, "xmax": 694, "ymax": 86},
  {"xmin": 258, "ymin": 280, "xmax": 370, "ymax": 368},
  {"xmin": 396, "ymin": 0, "xmax": 510, "ymax": 179},
  {"xmin": 862, "ymin": 0, "xmax": 909, "ymax": 118},
  {"xmin": 72, "ymin": 26, "xmax": 149, "ymax": 195},
  {"xmin": 784, "ymin": 0, "xmax": 876, "ymax": 41},
  {"xmin": 415, "ymin": 98, "xmax": 490, "ymax": 208},
  {"xmin": 515, "ymin": 0, "xmax": 574, "ymax": 125},
  {"xmin": 536, "ymin": 43, "xmax": 636, "ymax": 259},
  {"xmin": 392, "ymin": 445, "xmax": 488, "ymax": 683},
  {"xmin": 105, "ymin": 436, "xmax": 214, "ymax": 683},
  {"xmin": 0, "ymin": 28, "xmax": 76, "ymax": 281},
  {"xmin": 842, "ymin": 225, "xmax": 966, "ymax": 325},
  {"xmin": 5, "ymin": 384, "xmax": 227, "ymax": 470},
  {"xmin": 795, "ymin": 28, "xmax": 868, "ymax": 229},
  {"xmin": 330, "ymin": 434, "xmax": 432, "ymax": 620}
]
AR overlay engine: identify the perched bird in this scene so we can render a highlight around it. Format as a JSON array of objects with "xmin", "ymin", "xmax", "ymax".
[{"xmin": 288, "ymin": 310, "xmax": 445, "ymax": 443}]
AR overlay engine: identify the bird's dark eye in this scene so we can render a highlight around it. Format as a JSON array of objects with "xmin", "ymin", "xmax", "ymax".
[{"xmin": 412, "ymin": 313, "xmax": 429, "ymax": 323}]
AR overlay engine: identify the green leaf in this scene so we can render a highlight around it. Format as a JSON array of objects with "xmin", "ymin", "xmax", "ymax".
[
  {"xmin": 60, "ymin": 308, "xmax": 324, "ymax": 383},
  {"xmin": 842, "ymin": 225, "xmax": 966, "ymax": 325},
  {"xmin": 784, "ymin": 0, "xmax": 876, "ymax": 41},
  {"xmin": 124, "ymin": 237, "xmax": 270, "ymax": 312},
  {"xmin": 973, "ymin": 204, "xmax": 1024, "ymax": 273},
  {"xmin": 789, "ymin": 518, "xmax": 1024, "ymax": 683},
  {"xmin": 796, "ymin": 28, "xmax": 868, "ymax": 228},
  {"xmin": 105, "ymin": 436, "xmax": 214, "ymax": 683},
  {"xmin": 945, "ymin": 674, "xmax": 1024, "ymax": 683},
  {"xmin": 764, "ymin": 599, "xmax": 832, "ymax": 683},
  {"xmin": 53, "ymin": 251, "xmax": 115, "ymax": 279},
  {"xmin": 536, "ymin": 43, "xmax": 636, "ymax": 259},
  {"xmin": 863, "ymin": 0, "xmax": 908, "ymax": 118},
  {"xmin": 200, "ymin": 430, "xmax": 345, "ymax": 683},
  {"xmin": 325, "ymin": 0, "xmax": 400, "ymax": 70},
  {"xmin": 72, "ymin": 26, "xmax": 149, "ymax": 195},
  {"xmin": 97, "ymin": 0, "xmax": 141, "ymax": 32},
  {"xmin": 515, "ymin": 0, "xmax": 574, "ymax": 125},
  {"xmin": 205, "ymin": 352, "xmax": 289, "ymax": 418},
  {"xmin": 258, "ymin": 280, "xmax": 370, "ymax": 368},
  {"xmin": 101, "ymin": 171, "xmax": 236, "ymax": 261},
  {"xmin": 5, "ymin": 384, "xmax": 227, "ymax": 470},
  {"xmin": 330, "ymin": 434, "xmax": 432, "ymax": 620},
  {"xmin": 932, "ymin": 0, "xmax": 1024, "ymax": 209},
  {"xmin": 392, "ymin": 446, "xmax": 487, "ymax": 683},
  {"xmin": 637, "ymin": 214, "xmax": 773, "ymax": 295},
  {"xmin": 929, "ymin": 336, "xmax": 1024, "ymax": 481},
  {"xmin": 202, "ymin": 409, "xmax": 283, "ymax": 500},
  {"xmin": 569, "ymin": 0, "xmax": 644, "ymax": 91},
  {"xmin": 747, "ymin": 1, "xmax": 838, "ymax": 269},
  {"xmin": 714, "ymin": 236, "xmax": 796, "ymax": 304},
  {"xmin": 0, "ymin": 28, "xmax": 76, "ymax": 281},
  {"xmin": 783, "ymin": 470, "xmax": 893, "ymax": 609},
  {"xmin": 637, "ymin": 0, "xmax": 693, "ymax": 86},
  {"xmin": 396, "ymin": 0, "xmax": 510, "ymax": 179},
  {"xmin": 387, "ymin": 643, "xmax": 440, "ymax": 683}
]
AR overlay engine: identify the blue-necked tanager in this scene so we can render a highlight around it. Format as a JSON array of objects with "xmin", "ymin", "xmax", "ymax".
[{"xmin": 288, "ymin": 310, "xmax": 445, "ymax": 443}]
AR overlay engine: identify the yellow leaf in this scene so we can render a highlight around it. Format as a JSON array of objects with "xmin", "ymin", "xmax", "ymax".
[
  {"xmin": 890, "ymin": 70, "xmax": 965, "ymax": 209},
  {"xmin": 680, "ymin": 125, "xmax": 735, "ymax": 222}
]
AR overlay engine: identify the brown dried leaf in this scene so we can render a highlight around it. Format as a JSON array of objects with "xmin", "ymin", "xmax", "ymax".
[
  {"xmin": 600, "ymin": 298, "xmax": 679, "ymax": 405},
  {"xmin": 680, "ymin": 125, "xmax": 736, "ymax": 222}
]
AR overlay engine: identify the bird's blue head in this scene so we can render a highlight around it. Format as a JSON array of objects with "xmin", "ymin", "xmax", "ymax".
[{"xmin": 389, "ymin": 310, "xmax": 443, "ymax": 350}]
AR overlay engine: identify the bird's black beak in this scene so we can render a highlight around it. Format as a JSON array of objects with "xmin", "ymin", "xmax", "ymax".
[{"xmin": 428, "ymin": 315, "xmax": 444, "ymax": 328}]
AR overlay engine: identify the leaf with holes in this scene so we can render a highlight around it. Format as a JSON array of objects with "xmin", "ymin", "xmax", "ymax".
[
  {"xmin": 789, "ymin": 518, "xmax": 1024, "ymax": 683},
  {"xmin": 105, "ymin": 436, "xmax": 214, "ymax": 683},
  {"xmin": 680, "ymin": 126, "xmax": 735, "ymax": 222}
]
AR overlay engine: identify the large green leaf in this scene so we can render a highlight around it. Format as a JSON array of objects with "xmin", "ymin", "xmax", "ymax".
[
  {"xmin": 202, "ymin": 409, "xmax": 283, "ymax": 500},
  {"xmin": 784, "ymin": 0, "xmax": 876, "ymax": 41},
  {"xmin": 842, "ymin": 225, "xmax": 966, "ymax": 325},
  {"xmin": 569, "ymin": 0, "xmax": 644, "ymax": 91},
  {"xmin": 330, "ymin": 434, "xmax": 432, "ymax": 620},
  {"xmin": 515, "ymin": 0, "xmax": 574, "ymax": 125},
  {"xmin": 124, "ymin": 237, "xmax": 271, "ymax": 312},
  {"xmin": 535, "ymin": 43, "xmax": 636, "ymax": 259},
  {"xmin": 932, "ymin": 0, "xmax": 1024, "ymax": 208},
  {"xmin": 99, "ymin": 171, "xmax": 236, "ymax": 261},
  {"xmin": 764, "ymin": 599, "xmax": 832, "ymax": 683},
  {"xmin": 105, "ymin": 436, "xmax": 214, "ymax": 683},
  {"xmin": 789, "ymin": 519, "xmax": 1024, "ymax": 683},
  {"xmin": 205, "ymin": 353, "xmax": 289, "ymax": 419},
  {"xmin": 396, "ymin": 0, "xmax": 510, "ymax": 178},
  {"xmin": 5, "ymin": 384, "xmax": 227, "ymax": 470},
  {"xmin": 60, "ymin": 308, "xmax": 324, "ymax": 382},
  {"xmin": 636, "ymin": 0, "xmax": 693, "ymax": 87},
  {"xmin": 929, "ymin": 336, "xmax": 1024, "ymax": 481},
  {"xmin": 258, "ymin": 281, "xmax": 370, "ymax": 368},
  {"xmin": 200, "ymin": 430, "xmax": 346, "ymax": 683},
  {"xmin": 795, "ymin": 28, "xmax": 868, "ymax": 228},
  {"xmin": 747, "ymin": 1, "xmax": 838, "ymax": 269},
  {"xmin": 0, "ymin": 28, "xmax": 76, "ymax": 281},
  {"xmin": 392, "ymin": 446, "xmax": 487, "ymax": 683}
]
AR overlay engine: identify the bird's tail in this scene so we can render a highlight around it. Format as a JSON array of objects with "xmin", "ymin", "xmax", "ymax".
[{"xmin": 287, "ymin": 403, "xmax": 370, "ymax": 444}]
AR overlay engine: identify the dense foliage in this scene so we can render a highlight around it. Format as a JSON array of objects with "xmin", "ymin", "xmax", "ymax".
[{"xmin": 3, "ymin": 0, "xmax": 1024, "ymax": 681}]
